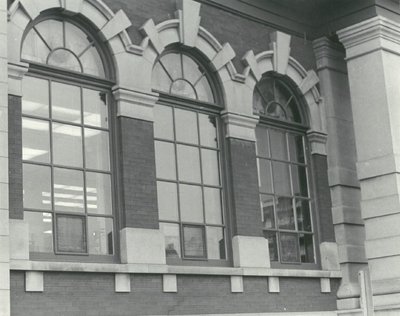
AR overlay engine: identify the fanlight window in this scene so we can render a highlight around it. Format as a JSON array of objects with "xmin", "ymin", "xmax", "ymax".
[
  {"xmin": 22, "ymin": 19, "xmax": 105, "ymax": 78},
  {"xmin": 253, "ymin": 76, "xmax": 302, "ymax": 123},
  {"xmin": 152, "ymin": 52, "xmax": 215, "ymax": 103}
]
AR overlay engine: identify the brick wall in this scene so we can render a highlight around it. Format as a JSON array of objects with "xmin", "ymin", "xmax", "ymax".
[
  {"xmin": 118, "ymin": 117, "xmax": 159, "ymax": 229},
  {"xmin": 10, "ymin": 271, "xmax": 339, "ymax": 315},
  {"xmin": 226, "ymin": 138, "xmax": 263, "ymax": 237},
  {"xmin": 8, "ymin": 95, "xmax": 22, "ymax": 220}
]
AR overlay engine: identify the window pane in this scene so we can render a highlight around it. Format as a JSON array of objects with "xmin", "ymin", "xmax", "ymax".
[
  {"xmin": 21, "ymin": 28, "xmax": 50, "ymax": 64},
  {"xmin": 177, "ymin": 145, "xmax": 201, "ymax": 183},
  {"xmin": 269, "ymin": 129, "xmax": 288, "ymax": 160},
  {"xmin": 296, "ymin": 199, "xmax": 312, "ymax": 232},
  {"xmin": 86, "ymin": 172, "xmax": 112, "ymax": 215},
  {"xmin": 155, "ymin": 141, "xmax": 176, "ymax": 180},
  {"xmin": 80, "ymin": 46, "xmax": 105, "ymax": 78},
  {"xmin": 25, "ymin": 211, "xmax": 53, "ymax": 253},
  {"xmin": 272, "ymin": 161, "xmax": 291, "ymax": 196},
  {"xmin": 65, "ymin": 22, "xmax": 91, "ymax": 56},
  {"xmin": 201, "ymin": 149, "xmax": 220, "ymax": 186},
  {"xmin": 52, "ymin": 123, "xmax": 83, "ymax": 167},
  {"xmin": 263, "ymin": 231, "xmax": 278, "ymax": 261},
  {"xmin": 22, "ymin": 118, "xmax": 50, "ymax": 163},
  {"xmin": 195, "ymin": 76, "xmax": 214, "ymax": 103},
  {"xmin": 160, "ymin": 53, "xmax": 181, "ymax": 80},
  {"xmin": 56, "ymin": 215, "xmax": 86, "ymax": 253},
  {"xmin": 154, "ymin": 105, "xmax": 174, "ymax": 140},
  {"xmin": 255, "ymin": 126, "xmax": 269, "ymax": 158},
  {"xmin": 48, "ymin": 49, "xmax": 82, "ymax": 72},
  {"xmin": 85, "ymin": 128, "xmax": 110, "ymax": 171},
  {"xmin": 258, "ymin": 159, "xmax": 273, "ymax": 194},
  {"xmin": 160, "ymin": 223, "xmax": 181, "ymax": 258},
  {"xmin": 300, "ymin": 234, "xmax": 314, "ymax": 263},
  {"xmin": 292, "ymin": 165, "xmax": 308, "ymax": 197},
  {"xmin": 83, "ymin": 89, "xmax": 108, "ymax": 128},
  {"xmin": 276, "ymin": 197, "xmax": 295, "ymax": 230},
  {"xmin": 280, "ymin": 232, "xmax": 299, "ymax": 263},
  {"xmin": 175, "ymin": 109, "xmax": 198, "ymax": 144},
  {"xmin": 182, "ymin": 54, "xmax": 203, "ymax": 84},
  {"xmin": 179, "ymin": 184, "xmax": 203, "ymax": 223},
  {"xmin": 157, "ymin": 181, "xmax": 179, "ymax": 221},
  {"xmin": 35, "ymin": 20, "xmax": 63, "ymax": 50},
  {"xmin": 171, "ymin": 79, "xmax": 197, "ymax": 99},
  {"xmin": 54, "ymin": 168, "xmax": 84, "ymax": 213},
  {"xmin": 288, "ymin": 134, "xmax": 305, "ymax": 163},
  {"xmin": 199, "ymin": 114, "xmax": 218, "ymax": 148},
  {"xmin": 23, "ymin": 164, "xmax": 51, "ymax": 210},
  {"xmin": 152, "ymin": 62, "xmax": 172, "ymax": 93},
  {"xmin": 204, "ymin": 187, "xmax": 222, "ymax": 225},
  {"xmin": 183, "ymin": 225, "xmax": 205, "ymax": 258},
  {"xmin": 88, "ymin": 217, "xmax": 113, "ymax": 255},
  {"xmin": 52, "ymin": 82, "xmax": 81, "ymax": 123},
  {"xmin": 22, "ymin": 77, "xmax": 49, "ymax": 117},
  {"xmin": 206, "ymin": 227, "xmax": 225, "ymax": 260},
  {"xmin": 260, "ymin": 194, "xmax": 275, "ymax": 229}
]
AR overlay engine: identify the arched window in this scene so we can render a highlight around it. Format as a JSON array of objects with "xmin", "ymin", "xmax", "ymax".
[
  {"xmin": 21, "ymin": 17, "xmax": 115, "ymax": 259},
  {"xmin": 254, "ymin": 74, "xmax": 315, "ymax": 265},
  {"xmin": 152, "ymin": 48, "xmax": 226, "ymax": 263}
]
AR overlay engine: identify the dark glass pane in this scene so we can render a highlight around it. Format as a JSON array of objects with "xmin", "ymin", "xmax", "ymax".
[
  {"xmin": 21, "ymin": 28, "xmax": 50, "ymax": 64},
  {"xmin": 86, "ymin": 172, "xmax": 112, "ymax": 215},
  {"xmin": 287, "ymin": 98, "xmax": 302, "ymax": 123},
  {"xmin": 280, "ymin": 232, "xmax": 300, "ymax": 263},
  {"xmin": 157, "ymin": 181, "xmax": 179, "ymax": 221},
  {"xmin": 53, "ymin": 168, "xmax": 84, "ymax": 213},
  {"xmin": 204, "ymin": 187, "xmax": 222, "ymax": 225},
  {"xmin": 260, "ymin": 194, "xmax": 274, "ymax": 229},
  {"xmin": 258, "ymin": 77, "xmax": 274, "ymax": 104},
  {"xmin": 292, "ymin": 165, "xmax": 308, "ymax": 197},
  {"xmin": 296, "ymin": 199, "xmax": 312, "ymax": 232},
  {"xmin": 88, "ymin": 217, "xmax": 113, "ymax": 255},
  {"xmin": 253, "ymin": 89, "xmax": 264, "ymax": 115},
  {"xmin": 276, "ymin": 197, "xmax": 295, "ymax": 230},
  {"xmin": 84, "ymin": 128, "xmax": 110, "ymax": 171},
  {"xmin": 23, "ymin": 164, "xmax": 51, "ymax": 210},
  {"xmin": 22, "ymin": 118, "xmax": 50, "ymax": 163},
  {"xmin": 183, "ymin": 225, "xmax": 205, "ymax": 258},
  {"xmin": 155, "ymin": 141, "xmax": 176, "ymax": 180},
  {"xmin": 264, "ymin": 231, "xmax": 278, "ymax": 261},
  {"xmin": 25, "ymin": 211, "xmax": 53, "ymax": 253},
  {"xmin": 175, "ymin": 108, "xmax": 198, "ymax": 144},
  {"xmin": 201, "ymin": 149, "xmax": 220, "ymax": 186},
  {"xmin": 56, "ymin": 215, "xmax": 86, "ymax": 253},
  {"xmin": 48, "ymin": 49, "xmax": 82, "ymax": 72},
  {"xmin": 255, "ymin": 126, "xmax": 269, "ymax": 158},
  {"xmin": 300, "ymin": 234, "xmax": 314, "ymax": 263},
  {"xmin": 266, "ymin": 102, "xmax": 287, "ymax": 120},
  {"xmin": 22, "ymin": 76, "xmax": 49, "ymax": 117},
  {"xmin": 269, "ymin": 129, "xmax": 288, "ymax": 160},
  {"xmin": 177, "ymin": 145, "xmax": 201, "ymax": 183},
  {"xmin": 80, "ymin": 46, "xmax": 105, "ymax": 77},
  {"xmin": 275, "ymin": 81, "xmax": 291, "ymax": 111},
  {"xmin": 206, "ymin": 227, "xmax": 225, "ymax": 260},
  {"xmin": 51, "ymin": 82, "xmax": 81, "ymax": 123},
  {"xmin": 153, "ymin": 105, "xmax": 174, "ymax": 140},
  {"xmin": 288, "ymin": 134, "xmax": 305, "ymax": 163},
  {"xmin": 160, "ymin": 53, "xmax": 181, "ymax": 80},
  {"xmin": 258, "ymin": 159, "xmax": 273, "ymax": 194},
  {"xmin": 199, "ymin": 114, "xmax": 218, "ymax": 148},
  {"xmin": 83, "ymin": 89, "xmax": 108, "ymax": 128},
  {"xmin": 52, "ymin": 123, "xmax": 83, "ymax": 168},
  {"xmin": 179, "ymin": 184, "xmax": 203, "ymax": 223},
  {"xmin": 160, "ymin": 223, "xmax": 181, "ymax": 258},
  {"xmin": 35, "ymin": 20, "xmax": 63, "ymax": 50},
  {"xmin": 171, "ymin": 79, "xmax": 197, "ymax": 99},
  {"xmin": 152, "ymin": 61, "xmax": 172, "ymax": 93},
  {"xmin": 272, "ymin": 161, "xmax": 291, "ymax": 196},
  {"xmin": 195, "ymin": 76, "xmax": 214, "ymax": 103}
]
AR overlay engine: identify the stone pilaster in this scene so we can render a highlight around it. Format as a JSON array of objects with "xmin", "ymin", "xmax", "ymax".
[
  {"xmin": 313, "ymin": 37, "xmax": 367, "ymax": 310},
  {"xmin": 338, "ymin": 16, "xmax": 400, "ymax": 312}
]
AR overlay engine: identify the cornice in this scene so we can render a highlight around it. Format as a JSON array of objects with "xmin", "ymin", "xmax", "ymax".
[{"xmin": 313, "ymin": 37, "xmax": 347, "ymax": 73}]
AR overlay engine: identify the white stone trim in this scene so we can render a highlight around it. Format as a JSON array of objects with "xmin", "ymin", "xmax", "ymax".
[
  {"xmin": 100, "ymin": 9, "xmax": 132, "ymax": 41},
  {"xmin": 7, "ymin": 62, "xmax": 28, "ymax": 96},
  {"xmin": 230, "ymin": 275, "xmax": 244, "ymax": 293},
  {"xmin": 115, "ymin": 273, "xmax": 131, "ymax": 293},
  {"xmin": 211, "ymin": 43, "xmax": 236, "ymax": 71},
  {"xmin": 269, "ymin": 31, "xmax": 291, "ymax": 75},
  {"xmin": 299, "ymin": 70, "xmax": 320, "ymax": 95},
  {"xmin": 242, "ymin": 50, "xmax": 262, "ymax": 82},
  {"xmin": 175, "ymin": 0, "xmax": 201, "ymax": 47},
  {"xmin": 163, "ymin": 274, "xmax": 177, "ymax": 293},
  {"xmin": 221, "ymin": 112, "xmax": 258, "ymax": 142},
  {"xmin": 307, "ymin": 131, "xmax": 328, "ymax": 156},
  {"xmin": 140, "ymin": 19, "xmax": 165, "ymax": 55},
  {"xmin": 9, "ymin": 220, "xmax": 29, "ymax": 261},
  {"xmin": 232, "ymin": 236, "xmax": 270, "ymax": 268},
  {"xmin": 19, "ymin": 0, "xmax": 40, "ymax": 20},
  {"xmin": 25, "ymin": 271, "xmax": 43, "ymax": 292},
  {"xmin": 268, "ymin": 276, "xmax": 280, "ymax": 293},
  {"xmin": 62, "ymin": 0, "xmax": 83, "ymax": 14},
  {"xmin": 320, "ymin": 278, "xmax": 331, "ymax": 293}
]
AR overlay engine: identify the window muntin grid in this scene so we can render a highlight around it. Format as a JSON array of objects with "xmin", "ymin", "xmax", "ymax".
[
  {"xmin": 154, "ymin": 103, "xmax": 226, "ymax": 261},
  {"xmin": 22, "ymin": 75, "xmax": 114, "ymax": 256}
]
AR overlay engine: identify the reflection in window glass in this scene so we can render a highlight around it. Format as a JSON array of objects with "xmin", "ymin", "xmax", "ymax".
[
  {"xmin": 22, "ymin": 118, "xmax": 50, "ymax": 163},
  {"xmin": 83, "ymin": 89, "xmax": 108, "ymax": 128},
  {"xmin": 201, "ymin": 149, "xmax": 220, "ymax": 186},
  {"xmin": 48, "ymin": 49, "xmax": 82, "ymax": 72},
  {"xmin": 206, "ymin": 227, "xmax": 225, "ymax": 260},
  {"xmin": 177, "ymin": 145, "xmax": 201, "ymax": 183},
  {"xmin": 52, "ymin": 82, "xmax": 81, "ymax": 123},
  {"xmin": 88, "ymin": 217, "xmax": 113, "ymax": 255},
  {"xmin": 86, "ymin": 172, "xmax": 112, "ymax": 216},
  {"xmin": 160, "ymin": 223, "xmax": 181, "ymax": 258},
  {"xmin": 157, "ymin": 181, "xmax": 179, "ymax": 221},
  {"xmin": 204, "ymin": 187, "xmax": 222, "ymax": 225},
  {"xmin": 175, "ymin": 108, "xmax": 198, "ymax": 144},
  {"xmin": 53, "ymin": 123, "xmax": 83, "ymax": 168},
  {"xmin": 153, "ymin": 105, "xmax": 174, "ymax": 140},
  {"xmin": 53, "ymin": 168, "xmax": 84, "ymax": 213},
  {"xmin": 280, "ymin": 233, "xmax": 300, "ymax": 263},
  {"xmin": 22, "ymin": 76, "xmax": 49, "ymax": 117},
  {"xmin": 23, "ymin": 164, "xmax": 52, "ymax": 211},
  {"xmin": 155, "ymin": 141, "xmax": 176, "ymax": 180},
  {"xmin": 199, "ymin": 114, "xmax": 218, "ymax": 148},
  {"xmin": 85, "ymin": 128, "xmax": 110, "ymax": 171},
  {"xmin": 25, "ymin": 211, "xmax": 53, "ymax": 253},
  {"xmin": 179, "ymin": 184, "xmax": 203, "ymax": 223}
]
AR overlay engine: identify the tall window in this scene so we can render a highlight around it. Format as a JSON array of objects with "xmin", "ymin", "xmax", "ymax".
[
  {"xmin": 21, "ymin": 18, "xmax": 114, "ymax": 257},
  {"xmin": 152, "ymin": 49, "xmax": 226, "ymax": 262},
  {"xmin": 254, "ymin": 74, "xmax": 315, "ymax": 265}
]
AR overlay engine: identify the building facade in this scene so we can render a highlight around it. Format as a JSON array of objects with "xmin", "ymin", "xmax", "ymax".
[{"xmin": 1, "ymin": 0, "xmax": 400, "ymax": 315}]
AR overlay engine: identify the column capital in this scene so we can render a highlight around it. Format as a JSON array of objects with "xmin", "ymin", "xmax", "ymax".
[
  {"xmin": 307, "ymin": 131, "xmax": 327, "ymax": 156},
  {"xmin": 312, "ymin": 37, "xmax": 347, "ymax": 73},
  {"xmin": 8, "ymin": 62, "xmax": 29, "ymax": 96},
  {"xmin": 112, "ymin": 86, "xmax": 158, "ymax": 122},
  {"xmin": 338, "ymin": 16, "xmax": 400, "ymax": 60},
  {"xmin": 221, "ymin": 111, "xmax": 259, "ymax": 142}
]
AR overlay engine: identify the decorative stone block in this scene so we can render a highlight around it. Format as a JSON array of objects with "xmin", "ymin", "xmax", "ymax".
[
  {"xmin": 211, "ymin": 43, "xmax": 235, "ymax": 71},
  {"xmin": 101, "ymin": 10, "xmax": 132, "ymax": 41},
  {"xmin": 115, "ymin": 273, "xmax": 131, "ymax": 293},
  {"xmin": 25, "ymin": 271, "xmax": 43, "ymax": 292},
  {"xmin": 176, "ymin": 0, "xmax": 201, "ymax": 47},
  {"xmin": 10, "ymin": 220, "xmax": 29, "ymax": 260},
  {"xmin": 140, "ymin": 19, "xmax": 165, "ymax": 55},
  {"xmin": 320, "ymin": 278, "xmax": 331, "ymax": 293},
  {"xmin": 320, "ymin": 242, "xmax": 340, "ymax": 271},
  {"xmin": 242, "ymin": 50, "xmax": 262, "ymax": 82},
  {"xmin": 232, "ymin": 236, "xmax": 270, "ymax": 268},
  {"xmin": 120, "ymin": 228, "xmax": 166, "ymax": 264},
  {"xmin": 270, "ymin": 31, "xmax": 291, "ymax": 74},
  {"xmin": 230, "ymin": 276, "xmax": 243, "ymax": 293},
  {"xmin": 163, "ymin": 274, "xmax": 177, "ymax": 293},
  {"xmin": 299, "ymin": 70, "xmax": 319, "ymax": 95},
  {"xmin": 63, "ymin": 0, "xmax": 83, "ymax": 14},
  {"xmin": 268, "ymin": 276, "xmax": 280, "ymax": 293},
  {"xmin": 0, "ymin": 263, "xmax": 9, "ymax": 290},
  {"xmin": 19, "ymin": 0, "xmax": 40, "ymax": 20}
]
